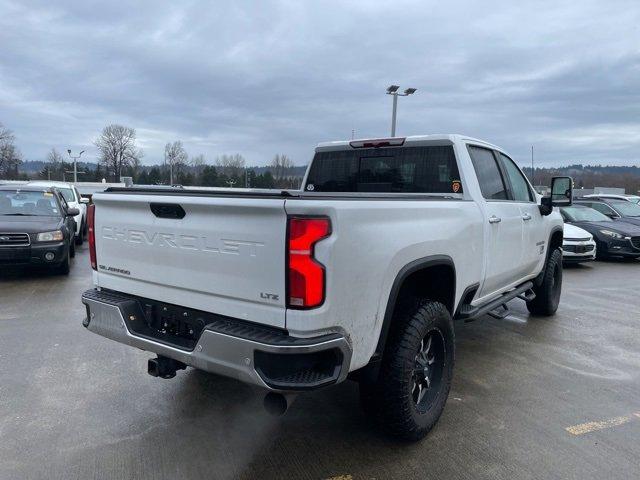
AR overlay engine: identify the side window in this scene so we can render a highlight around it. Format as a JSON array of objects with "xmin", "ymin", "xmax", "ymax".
[
  {"xmin": 498, "ymin": 153, "xmax": 533, "ymax": 202},
  {"xmin": 58, "ymin": 194, "xmax": 68, "ymax": 211},
  {"xmin": 591, "ymin": 203, "xmax": 616, "ymax": 217},
  {"xmin": 467, "ymin": 146, "xmax": 508, "ymax": 200}
]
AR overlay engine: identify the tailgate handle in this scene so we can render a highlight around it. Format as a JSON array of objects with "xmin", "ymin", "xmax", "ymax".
[{"xmin": 150, "ymin": 203, "xmax": 186, "ymax": 219}]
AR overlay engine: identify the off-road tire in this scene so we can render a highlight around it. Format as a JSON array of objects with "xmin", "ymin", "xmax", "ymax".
[
  {"xmin": 527, "ymin": 247, "xmax": 562, "ymax": 316},
  {"xmin": 360, "ymin": 300, "xmax": 455, "ymax": 441}
]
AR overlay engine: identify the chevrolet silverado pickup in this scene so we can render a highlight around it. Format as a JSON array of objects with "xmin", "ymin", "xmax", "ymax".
[{"xmin": 81, "ymin": 134, "xmax": 572, "ymax": 441}]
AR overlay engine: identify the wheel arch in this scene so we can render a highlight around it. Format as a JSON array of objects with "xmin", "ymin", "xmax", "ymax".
[
  {"xmin": 374, "ymin": 255, "xmax": 456, "ymax": 359},
  {"xmin": 549, "ymin": 226, "xmax": 563, "ymax": 252},
  {"xmin": 534, "ymin": 226, "xmax": 564, "ymax": 287}
]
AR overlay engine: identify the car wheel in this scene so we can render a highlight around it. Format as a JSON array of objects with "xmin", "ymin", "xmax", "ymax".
[
  {"xmin": 360, "ymin": 299, "xmax": 454, "ymax": 441},
  {"xmin": 75, "ymin": 229, "xmax": 83, "ymax": 246},
  {"xmin": 70, "ymin": 240, "xmax": 76, "ymax": 258},
  {"xmin": 527, "ymin": 247, "xmax": 562, "ymax": 316},
  {"xmin": 55, "ymin": 250, "xmax": 70, "ymax": 275}
]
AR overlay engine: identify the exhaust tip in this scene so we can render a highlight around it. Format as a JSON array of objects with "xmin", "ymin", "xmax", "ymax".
[{"xmin": 263, "ymin": 392, "xmax": 289, "ymax": 416}]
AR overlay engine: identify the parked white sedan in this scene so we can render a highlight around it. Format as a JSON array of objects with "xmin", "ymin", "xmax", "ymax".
[{"xmin": 562, "ymin": 223, "xmax": 596, "ymax": 264}]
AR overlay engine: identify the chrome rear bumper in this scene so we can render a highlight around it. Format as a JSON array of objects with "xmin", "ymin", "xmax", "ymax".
[{"xmin": 82, "ymin": 289, "xmax": 351, "ymax": 391}]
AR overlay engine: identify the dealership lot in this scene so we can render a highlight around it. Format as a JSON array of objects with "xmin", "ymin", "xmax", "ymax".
[{"xmin": 1, "ymin": 247, "xmax": 639, "ymax": 480}]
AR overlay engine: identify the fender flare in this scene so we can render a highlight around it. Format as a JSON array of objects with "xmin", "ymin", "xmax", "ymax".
[
  {"xmin": 534, "ymin": 226, "xmax": 564, "ymax": 287},
  {"xmin": 373, "ymin": 255, "xmax": 456, "ymax": 358}
]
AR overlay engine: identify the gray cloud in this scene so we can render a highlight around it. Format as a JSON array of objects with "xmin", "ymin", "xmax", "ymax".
[{"xmin": 0, "ymin": 0, "xmax": 639, "ymax": 167}]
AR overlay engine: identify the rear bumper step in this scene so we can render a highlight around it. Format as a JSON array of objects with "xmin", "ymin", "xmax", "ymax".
[{"xmin": 81, "ymin": 288, "xmax": 352, "ymax": 391}]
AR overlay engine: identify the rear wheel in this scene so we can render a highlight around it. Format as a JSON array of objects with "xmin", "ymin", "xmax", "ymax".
[
  {"xmin": 527, "ymin": 247, "xmax": 562, "ymax": 316},
  {"xmin": 360, "ymin": 300, "xmax": 454, "ymax": 441}
]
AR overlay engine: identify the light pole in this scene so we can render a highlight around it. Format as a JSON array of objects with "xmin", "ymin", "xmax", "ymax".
[
  {"xmin": 386, "ymin": 85, "xmax": 417, "ymax": 137},
  {"xmin": 531, "ymin": 145, "xmax": 534, "ymax": 185},
  {"xmin": 67, "ymin": 149, "xmax": 85, "ymax": 183}
]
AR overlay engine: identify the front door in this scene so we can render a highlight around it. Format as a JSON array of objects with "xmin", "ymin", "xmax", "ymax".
[{"xmin": 467, "ymin": 145, "xmax": 526, "ymax": 298}]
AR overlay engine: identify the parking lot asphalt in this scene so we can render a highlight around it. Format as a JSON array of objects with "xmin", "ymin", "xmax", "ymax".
[{"xmin": 1, "ymin": 246, "xmax": 640, "ymax": 480}]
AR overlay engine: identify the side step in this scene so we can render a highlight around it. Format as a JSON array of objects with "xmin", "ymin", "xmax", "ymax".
[{"xmin": 457, "ymin": 281, "xmax": 534, "ymax": 322}]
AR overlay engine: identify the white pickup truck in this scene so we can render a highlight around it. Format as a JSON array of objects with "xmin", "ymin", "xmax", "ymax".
[{"xmin": 82, "ymin": 134, "xmax": 572, "ymax": 441}]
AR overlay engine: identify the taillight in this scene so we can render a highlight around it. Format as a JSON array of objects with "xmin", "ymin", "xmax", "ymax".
[
  {"xmin": 287, "ymin": 217, "xmax": 331, "ymax": 309},
  {"xmin": 87, "ymin": 204, "xmax": 97, "ymax": 270}
]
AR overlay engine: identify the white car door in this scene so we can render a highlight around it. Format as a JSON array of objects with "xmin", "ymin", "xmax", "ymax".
[
  {"xmin": 467, "ymin": 145, "xmax": 527, "ymax": 298},
  {"xmin": 496, "ymin": 152, "xmax": 546, "ymax": 276}
]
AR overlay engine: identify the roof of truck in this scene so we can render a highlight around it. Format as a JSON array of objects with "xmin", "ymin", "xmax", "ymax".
[{"xmin": 316, "ymin": 134, "xmax": 500, "ymax": 151}]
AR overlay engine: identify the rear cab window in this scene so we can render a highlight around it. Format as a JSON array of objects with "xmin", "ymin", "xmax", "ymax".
[{"xmin": 305, "ymin": 145, "xmax": 463, "ymax": 195}]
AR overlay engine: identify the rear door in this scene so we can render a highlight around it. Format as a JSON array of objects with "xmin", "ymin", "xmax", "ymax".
[
  {"xmin": 468, "ymin": 146, "xmax": 527, "ymax": 298},
  {"xmin": 93, "ymin": 192, "xmax": 288, "ymax": 328}
]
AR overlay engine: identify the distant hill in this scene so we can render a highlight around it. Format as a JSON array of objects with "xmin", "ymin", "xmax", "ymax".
[{"xmin": 522, "ymin": 164, "xmax": 640, "ymax": 194}]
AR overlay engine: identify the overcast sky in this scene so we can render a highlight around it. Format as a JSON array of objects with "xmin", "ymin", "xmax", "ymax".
[{"xmin": 1, "ymin": 0, "xmax": 639, "ymax": 167}]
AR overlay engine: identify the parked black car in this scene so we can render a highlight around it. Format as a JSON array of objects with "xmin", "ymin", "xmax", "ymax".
[
  {"xmin": 575, "ymin": 198, "xmax": 640, "ymax": 227},
  {"xmin": 560, "ymin": 205, "xmax": 640, "ymax": 259},
  {"xmin": 0, "ymin": 186, "xmax": 78, "ymax": 274}
]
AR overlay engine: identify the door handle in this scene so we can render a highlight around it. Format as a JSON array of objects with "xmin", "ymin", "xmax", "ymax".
[
  {"xmin": 522, "ymin": 213, "xmax": 532, "ymax": 221},
  {"xmin": 488, "ymin": 215, "xmax": 501, "ymax": 224}
]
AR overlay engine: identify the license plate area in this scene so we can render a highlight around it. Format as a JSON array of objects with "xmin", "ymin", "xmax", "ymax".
[{"xmin": 121, "ymin": 297, "xmax": 222, "ymax": 351}]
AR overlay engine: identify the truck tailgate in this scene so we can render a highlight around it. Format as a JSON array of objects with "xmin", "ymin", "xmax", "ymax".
[{"xmin": 92, "ymin": 193, "xmax": 287, "ymax": 328}]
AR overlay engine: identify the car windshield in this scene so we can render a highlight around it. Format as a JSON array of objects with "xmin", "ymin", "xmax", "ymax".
[
  {"xmin": 611, "ymin": 200, "xmax": 640, "ymax": 217},
  {"xmin": 561, "ymin": 206, "xmax": 611, "ymax": 222},
  {"xmin": 0, "ymin": 190, "xmax": 61, "ymax": 217}
]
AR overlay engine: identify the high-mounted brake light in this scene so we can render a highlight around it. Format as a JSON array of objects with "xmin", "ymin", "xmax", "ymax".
[
  {"xmin": 87, "ymin": 204, "xmax": 97, "ymax": 270},
  {"xmin": 287, "ymin": 217, "xmax": 331, "ymax": 309},
  {"xmin": 349, "ymin": 137, "xmax": 405, "ymax": 149}
]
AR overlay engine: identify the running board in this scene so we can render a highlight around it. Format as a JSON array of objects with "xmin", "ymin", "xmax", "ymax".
[{"xmin": 457, "ymin": 281, "xmax": 534, "ymax": 322}]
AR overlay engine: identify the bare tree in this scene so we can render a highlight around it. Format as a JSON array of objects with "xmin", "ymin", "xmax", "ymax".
[
  {"xmin": 164, "ymin": 141, "xmax": 188, "ymax": 184},
  {"xmin": 270, "ymin": 154, "xmax": 296, "ymax": 188},
  {"xmin": 128, "ymin": 156, "xmax": 143, "ymax": 180},
  {"xmin": 215, "ymin": 154, "xmax": 245, "ymax": 178},
  {"xmin": 94, "ymin": 124, "xmax": 143, "ymax": 181},
  {"xmin": 0, "ymin": 122, "xmax": 22, "ymax": 179},
  {"xmin": 42, "ymin": 148, "xmax": 65, "ymax": 180},
  {"xmin": 190, "ymin": 154, "xmax": 206, "ymax": 175},
  {"xmin": 0, "ymin": 122, "xmax": 13, "ymax": 144}
]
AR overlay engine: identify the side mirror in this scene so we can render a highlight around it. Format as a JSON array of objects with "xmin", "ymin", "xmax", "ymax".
[
  {"xmin": 540, "ymin": 176, "xmax": 573, "ymax": 215},
  {"xmin": 80, "ymin": 198, "xmax": 90, "ymax": 204},
  {"xmin": 66, "ymin": 207, "xmax": 80, "ymax": 217},
  {"xmin": 551, "ymin": 176, "xmax": 573, "ymax": 206}
]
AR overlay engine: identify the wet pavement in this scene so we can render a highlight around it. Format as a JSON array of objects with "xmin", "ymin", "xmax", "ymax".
[{"xmin": 1, "ymin": 246, "xmax": 639, "ymax": 479}]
